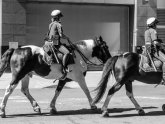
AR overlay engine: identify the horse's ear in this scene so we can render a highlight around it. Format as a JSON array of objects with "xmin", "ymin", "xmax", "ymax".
[{"xmin": 99, "ymin": 36, "xmax": 103, "ymax": 42}]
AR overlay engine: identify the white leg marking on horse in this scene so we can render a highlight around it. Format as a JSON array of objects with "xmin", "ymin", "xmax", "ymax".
[
  {"xmin": 0, "ymin": 84, "xmax": 18, "ymax": 110},
  {"xmin": 102, "ymin": 94, "xmax": 114, "ymax": 112},
  {"xmin": 21, "ymin": 75, "xmax": 40, "ymax": 112}
]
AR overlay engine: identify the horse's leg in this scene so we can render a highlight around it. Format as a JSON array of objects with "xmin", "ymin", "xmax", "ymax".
[
  {"xmin": 125, "ymin": 82, "xmax": 145, "ymax": 116},
  {"xmin": 21, "ymin": 75, "xmax": 41, "ymax": 114},
  {"xmin": 125, "ymin": 82, "xmax": 145, "ymax": 115},
  {"xmin": 49, "ymin": 80, "xmax": 66, "ymax": 115},
  {"xmin": 101, "ymin": 81, "xmax": 124, "ymax": 117},
  {"xmin": 0, "ymin": 81, "xmax": 18, "ymax": 118},
  {"xmin": 75, "ymin": 74, "xmax": 97, "ymax": 110}
]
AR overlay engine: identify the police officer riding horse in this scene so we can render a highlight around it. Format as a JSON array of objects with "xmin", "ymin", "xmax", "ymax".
[
  {"xmin": 144, "ymin": 17, "xmax": 165, "ymax": 84},
  {"xmin": 44, "ymin": 10, "xmax": 71, "ymax": 77}
]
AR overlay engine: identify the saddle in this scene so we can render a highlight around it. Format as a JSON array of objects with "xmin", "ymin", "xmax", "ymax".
[
  {"xmin": 42, "ymin": 41, "xmax": 74, "ymax": 65},
  {"xmin": 139, "ymin": 54, "xmax": 162, "ymax": 72}
]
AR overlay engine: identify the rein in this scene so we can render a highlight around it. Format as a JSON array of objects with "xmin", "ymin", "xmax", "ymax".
[{"xmin": 68, "ymin": 40, "xmax": 104, "ymax": 66}]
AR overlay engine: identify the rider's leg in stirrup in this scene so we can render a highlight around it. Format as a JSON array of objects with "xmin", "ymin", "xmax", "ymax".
[
  {"xmin": 62, "ymin": 53, "xmax": 70, "ymax": 73},
  {"xmin": 59, "ymin": 45, "xmax": 70, "ymax": 74}
]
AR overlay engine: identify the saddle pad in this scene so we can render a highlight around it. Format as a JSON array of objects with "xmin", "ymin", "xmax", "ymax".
[{"xmin": 139, "ymin": 54, "xmax": 162, "ymax": 72}]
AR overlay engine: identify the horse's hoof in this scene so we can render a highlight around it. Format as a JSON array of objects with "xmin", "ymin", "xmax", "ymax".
[
  {"xmin": 162, "ymin": 104, "xmax": 165, "ymax": 111},
  {"xmin": 0, "ymin": 111, "xmax": 6, "ymax": 118},
  {"xmin": 33, "ymin": 107, "xmax": 41, "ymax": 114},
  {"xmin": 91, "ymin": 105, "xmax": 97, "ymax": 110},
  {"xmin": 102, "ymin": 111, "xmax": 109, "ymax": 117},
  {"xmin": 138, "ymin": 109, "xmax": 145, "ymax": 116},
  {"xmin": 50, "ymin": 108, "xmax": 57, "ymax": 115}
]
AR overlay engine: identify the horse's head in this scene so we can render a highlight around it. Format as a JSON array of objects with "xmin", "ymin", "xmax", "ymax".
[{"xmin": 92, "ymin": 36, "xmax": 111, "ymax": 63}]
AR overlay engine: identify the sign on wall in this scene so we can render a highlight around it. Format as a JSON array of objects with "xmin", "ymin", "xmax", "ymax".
[{"xmin": 9, "ymin": 42, "xmax": 18, "ymax": 49}]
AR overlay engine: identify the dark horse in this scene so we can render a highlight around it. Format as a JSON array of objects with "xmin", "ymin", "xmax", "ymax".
[
  {"xmin": 92, "ymin": 49, "xmax": 165, "ymax": 117},
  {"xmin": 0, "ymin": 36, "xmax": 111, "ymax": 118}
]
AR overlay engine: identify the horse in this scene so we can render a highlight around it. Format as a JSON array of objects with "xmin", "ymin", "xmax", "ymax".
[
  {"xmin": 0, "ymin": 36, "xmax": 111, "ymax": 118},
  {"xmin": 92, "ymin": 48, "xmax": 165, "ymax": 117}
]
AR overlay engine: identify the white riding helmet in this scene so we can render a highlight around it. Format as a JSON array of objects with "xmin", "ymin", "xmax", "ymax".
[
  {"xmin": 51, "ymin": 10, "xmax": 63, "ymax": 17},
  {"xmin": 146, "ymin": 17, "xmax": 159, "ymax": 27}
]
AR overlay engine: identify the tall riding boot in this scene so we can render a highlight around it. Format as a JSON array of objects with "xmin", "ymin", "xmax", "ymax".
[
  {"xmin": 147, "ymin": 54, "xmax": 152, "ymax": 67},
  {"xmin": 62, "ymin": 53, "xmax": 70, "ymax": 74}
]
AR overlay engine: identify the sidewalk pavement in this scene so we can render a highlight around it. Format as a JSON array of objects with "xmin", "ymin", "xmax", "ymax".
[{"xmin": 0, "ymin": 72, "xmax": 144, "ymax": 89}]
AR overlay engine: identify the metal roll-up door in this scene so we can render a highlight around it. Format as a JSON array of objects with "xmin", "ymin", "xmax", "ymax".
[{"xmin": 157, "ymin": 9, "xmax": 165, "ymax": 42}]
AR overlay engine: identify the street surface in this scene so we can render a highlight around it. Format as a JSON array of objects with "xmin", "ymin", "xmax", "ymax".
[{"xmin": 0, "ymin": 85, "xmax": 165, "ymax": 124}]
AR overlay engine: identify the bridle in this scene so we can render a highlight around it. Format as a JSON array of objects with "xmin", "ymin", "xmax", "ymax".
[{"xmin": 68, "ymin": 38, "xmax": 107, "ymax": 66}]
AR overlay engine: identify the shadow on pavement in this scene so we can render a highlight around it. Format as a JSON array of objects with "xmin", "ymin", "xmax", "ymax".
[
  {"xmin": 5, "ymin": 106, "xmax": 159, "ymax": 118},
  {"xmin": 111, "ymin": 110, "xmax": 165, "ymax": 118},
  {"xmin": 6, "ymin": 113, "xmax": 46, "ymax": 118},
  {"xmin": 109, "ymin": 106, "xmax": 165, "ymax": 118}
]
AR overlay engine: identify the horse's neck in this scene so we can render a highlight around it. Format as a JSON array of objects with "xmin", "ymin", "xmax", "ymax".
[{"xmin": 75, "ymin": 44, "xmax": 93, "ymax": 60}]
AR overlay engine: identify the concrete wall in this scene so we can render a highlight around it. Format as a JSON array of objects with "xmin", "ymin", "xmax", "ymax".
[
  {"xmin": 157, "ymin": 0, "xmax": 165, "ymax": 42},
  {"xmin": 157, "ymin": 0, "xmax": 165, "ymax": 9},
  {"xmin": 2, "ymin": 0, "xmax": 26, "ymax": 49},
  {"xmin": 136, "ymin": 0, "xmax": 157, "ymax": 46}
]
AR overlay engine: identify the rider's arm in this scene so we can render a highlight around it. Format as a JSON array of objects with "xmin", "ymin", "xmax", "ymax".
[
  {"xmin": 57, "ymin": 24, "xmax": 69, "ymax": 40},
  {"xmin": 150, "ymin": 29, "xmax": 158, "ymax": 44}
]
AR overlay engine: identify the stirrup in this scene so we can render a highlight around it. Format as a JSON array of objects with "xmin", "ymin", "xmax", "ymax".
[
  {"xmin": 59, "ymin": 67, "xmax": 71, "ymax": 80},
  {"xmin": 59, "ymin": 72, "xmax": 67, "ymax": 80},
  {"xmin": 65, "ymin": 67, "xmax": 71, "ymax": 73},
  {"xmin": 53, "ymin": 73, "xmax": 67, "ymax": 83},
  {"xmin": 53, "ymin": 67, "xmax": 71, "ymax": 83}
]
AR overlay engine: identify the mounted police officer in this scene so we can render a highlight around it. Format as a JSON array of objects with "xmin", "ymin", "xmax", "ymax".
[
  {"xmin": 145, "ymin": 17, "xmax": 159, "ymax": 55},
  {"xmin": 144, "ymin": 17, "xmax": 165, "ymax": 84},
  {"xmin": 47, "ymin": 9, "xmax": 70, "ymax": 75}
]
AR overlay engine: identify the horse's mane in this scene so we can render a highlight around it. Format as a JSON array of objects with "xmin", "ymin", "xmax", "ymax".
[
  {"xmin": 74, "ymin": 40, "xmax": 87, "ymax": 47},
  {"xmin": 73, "ymin": 39, "xmax": 94, "ymax": 50}
]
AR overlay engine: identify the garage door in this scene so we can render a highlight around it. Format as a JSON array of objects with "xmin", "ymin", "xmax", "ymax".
[{"xmin": 157, "ymin": 9, "xmax": 165, "ymax": 42}]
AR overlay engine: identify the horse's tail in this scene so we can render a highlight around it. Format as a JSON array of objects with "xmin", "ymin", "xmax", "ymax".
[
  {"xmin": 0, "ymin": 48, "xmax": 15, "ymax": 77},
  {"xmin": 92, "ymin": 56, "xmax": 118, "ymax": 104}
]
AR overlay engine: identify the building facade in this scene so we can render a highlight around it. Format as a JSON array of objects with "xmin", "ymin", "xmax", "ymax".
[{"xmin": 1, "ymin": 0, "xmax": 165, "ymax": 57}]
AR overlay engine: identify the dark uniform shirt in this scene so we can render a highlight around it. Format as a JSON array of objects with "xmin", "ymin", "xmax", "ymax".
[{"xmin": 49, "ymin": 21, "xmax": 63, "ymax": 45}]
